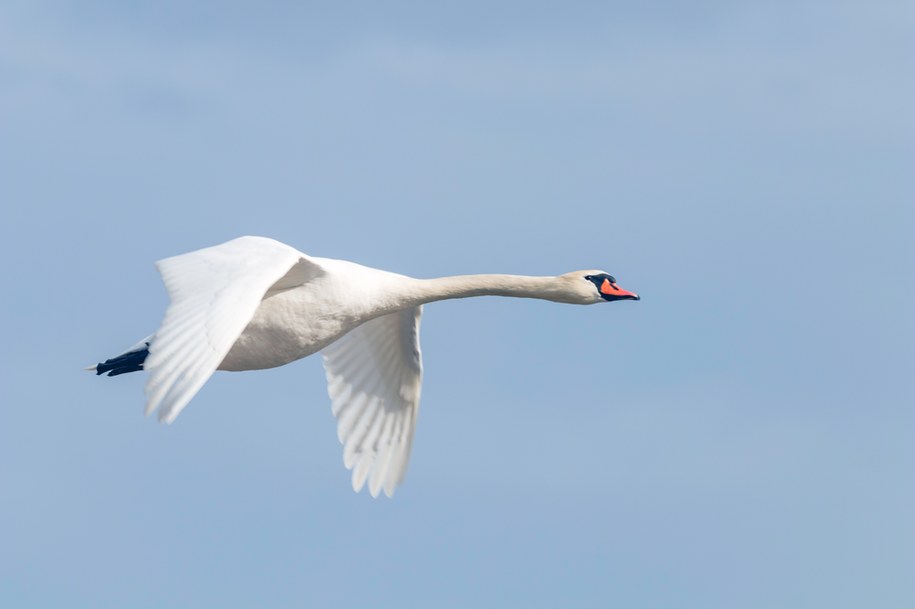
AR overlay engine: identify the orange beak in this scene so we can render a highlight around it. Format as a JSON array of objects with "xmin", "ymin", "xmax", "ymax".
[{"xmin": 600, "ymin": 278, "xmax": 640, "ymax": 301}]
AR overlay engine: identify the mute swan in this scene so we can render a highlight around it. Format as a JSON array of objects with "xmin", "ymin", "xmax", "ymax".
[{"xmin": 91, "ymin": 236, "xmax": 639, "ymax": 497}]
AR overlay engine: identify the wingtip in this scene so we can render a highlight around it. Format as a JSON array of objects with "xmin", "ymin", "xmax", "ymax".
[{"xmin": 157, "ymin": 408, "xmax": 178, "ymax": 425}]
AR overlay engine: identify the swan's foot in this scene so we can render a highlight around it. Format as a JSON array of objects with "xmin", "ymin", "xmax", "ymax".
[{"xmin": 92, "ymin": 342, "xmax": 150, "ymax": 377}]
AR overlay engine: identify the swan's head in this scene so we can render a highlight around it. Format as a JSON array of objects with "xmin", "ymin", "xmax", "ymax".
[{"xmin": 563, "ymin": 271, "xmax": 640, "ymax": 304}]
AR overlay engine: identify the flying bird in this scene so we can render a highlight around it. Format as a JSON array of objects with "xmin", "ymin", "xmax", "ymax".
[{"xmin": 91, "ymin": 236, "xmax": 639, "ymax": 497}]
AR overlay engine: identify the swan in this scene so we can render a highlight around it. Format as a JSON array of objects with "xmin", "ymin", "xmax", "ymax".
[{"xmin": 91, "ymin": 236, "xmax": 639, "ymax": 497}]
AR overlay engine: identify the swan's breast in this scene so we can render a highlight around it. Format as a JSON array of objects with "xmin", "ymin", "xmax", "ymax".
[
  {"xmin": 218, "ymin": 282, "xmax": 359, "ymax": 371},
  {"xmin": 216, "ymin": 262, "xmax": 416, "ymax": 372}
]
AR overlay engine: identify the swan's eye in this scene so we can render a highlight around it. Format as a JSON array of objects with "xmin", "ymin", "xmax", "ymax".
[
  {"xmin": 608, "ymin": 275, "xmax": 616, "ymax": 284},
  {"xmin": 584, "ymin": 275, "xmax": 593, "ymax": 281}
]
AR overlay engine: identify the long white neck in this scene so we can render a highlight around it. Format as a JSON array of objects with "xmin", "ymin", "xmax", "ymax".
[{"xmin": 401, "ymin": 274, "xmax": 579, "ymax": 307}]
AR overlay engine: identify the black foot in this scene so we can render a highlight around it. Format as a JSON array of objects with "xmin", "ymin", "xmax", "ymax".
[{"xmin": 96, "ymin": 344, "xmax": 150, "ymax": 377}]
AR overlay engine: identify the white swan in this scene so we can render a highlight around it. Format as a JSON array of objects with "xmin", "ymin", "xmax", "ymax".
[{"xmin": 92, "ymin": 236, "xmax": 639, "ymax": 497}]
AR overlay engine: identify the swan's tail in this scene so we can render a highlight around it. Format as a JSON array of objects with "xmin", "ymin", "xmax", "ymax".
[{"xmin": 88, "ymin": 337, "xmax": 152, "ymax": 377}]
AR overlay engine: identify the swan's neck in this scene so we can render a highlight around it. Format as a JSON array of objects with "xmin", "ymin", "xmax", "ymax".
[{"xmin": 405, "ymin": 274, "xmax": 575, "ymax": 306}]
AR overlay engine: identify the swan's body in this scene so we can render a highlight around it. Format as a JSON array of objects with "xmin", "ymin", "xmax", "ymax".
[{"xmin": 93, "ymin": 236, "xmax": 639, "ymax": 497}]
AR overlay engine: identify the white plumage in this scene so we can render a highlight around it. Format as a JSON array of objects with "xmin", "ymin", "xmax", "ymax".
[
  {"xmin": 92, "ymin": 236, "xmax": 639, "ymax": 497},
  {"xmin": 322, "ymin": 308, "xmax": 422, "ymax": 497}
]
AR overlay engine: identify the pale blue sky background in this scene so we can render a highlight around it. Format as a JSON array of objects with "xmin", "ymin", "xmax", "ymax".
[{"xmin": 1, "ymin": 1, "xmax": 913, "ymax": 607}]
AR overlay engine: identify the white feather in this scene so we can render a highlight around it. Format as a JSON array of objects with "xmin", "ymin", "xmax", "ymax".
[
  {"xmin": 143, "ymin": 236, "xmax": 323, "ymax": 423},
  {"xmin": 321, "ymin": 308, "xmax": 423, "ymax": 498}
]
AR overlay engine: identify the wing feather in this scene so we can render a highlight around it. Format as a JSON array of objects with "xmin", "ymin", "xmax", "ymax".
[
  {"xmin": 144, "ymin": 236, "xmax": 324, "ymax": 423},
  {"xmin": 321, "ymin": 307, "xmax": 423, "ymax": 497}
]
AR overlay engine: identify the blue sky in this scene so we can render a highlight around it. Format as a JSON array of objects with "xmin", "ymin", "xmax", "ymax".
[{"xmin": 1, "ymin": 1, "xmax": 913, "ymax": 607}]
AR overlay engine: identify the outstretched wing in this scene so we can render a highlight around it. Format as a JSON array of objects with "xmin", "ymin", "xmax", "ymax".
[
  {"xmin": 321, "ymin": 307, "xmax": 423, "ymax": 498},
  {"xmin": 145, "ymin": 236, "xmax": 324, "ymax": 423}
]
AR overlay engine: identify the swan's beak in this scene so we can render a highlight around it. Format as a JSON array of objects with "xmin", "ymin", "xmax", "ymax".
[{"xmin": 600, "ymin": 278, "xmax": 640, "ymax": 302}]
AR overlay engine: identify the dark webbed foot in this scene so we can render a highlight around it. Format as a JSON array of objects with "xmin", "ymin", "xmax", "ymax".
[{"xmin": 95, "ymin": 343, "xmax": 150, "ymax": 376}]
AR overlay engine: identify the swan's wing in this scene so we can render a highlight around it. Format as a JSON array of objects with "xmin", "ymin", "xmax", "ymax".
[
  {"xmin": 145, "ymin": 236, "xmax": 324, "ymax": 423},
  {"xmin": 321, "ymin": 307, "xmax": 423, "ymax": 498}
]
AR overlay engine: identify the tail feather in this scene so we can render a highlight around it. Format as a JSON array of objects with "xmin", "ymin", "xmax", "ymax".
[{"xmin": 92, "ymin": 341, "xmax": 151, "ymax": 377}]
